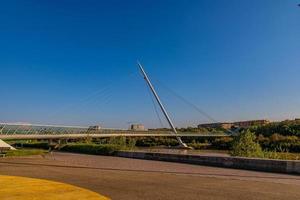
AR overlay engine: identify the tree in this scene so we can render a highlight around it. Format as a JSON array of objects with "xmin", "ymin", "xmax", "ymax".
[{"xmin": 231, "ymin": 130, "xmax": 263, "ymax": 158}]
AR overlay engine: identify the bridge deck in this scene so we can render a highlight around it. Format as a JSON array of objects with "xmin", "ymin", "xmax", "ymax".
[{"xmin": 0, "ymin": 132, "xmax": 229, "ymax": 140}]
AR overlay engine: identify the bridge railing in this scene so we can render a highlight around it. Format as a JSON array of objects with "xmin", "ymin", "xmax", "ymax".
[{"xmin": 0, "ymin": 123, "xmax": 230, "ymax": 136}]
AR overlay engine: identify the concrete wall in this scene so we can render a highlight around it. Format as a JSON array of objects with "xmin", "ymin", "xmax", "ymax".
[{"xmin": 116, "ymin": 151, "xmax": 300, "ymax": 174}]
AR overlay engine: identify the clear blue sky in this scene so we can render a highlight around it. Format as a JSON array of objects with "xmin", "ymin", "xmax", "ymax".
[{"xmin": 1, "ymin": 0, "xmax": 299, "ymax": 128}]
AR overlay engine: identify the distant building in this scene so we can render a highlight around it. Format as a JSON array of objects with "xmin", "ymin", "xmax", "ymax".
[
  {"xmin": 130, "ymin": 124, "xmax": 147, "ymax": 131},
  {"xmin": 198, "ymin": 119, "xmax": 270, "ymax": 129},
  {"xmin": 198, "ymin": 122, "xmax": 233, "ymax": 129},
  {"xmin": 233, "ymin": 120, "xmax": 270, "ymax": 128},
  {"xmin": 219, "ymin": 123, "xmax": 234, "ymax": 129},
  {"xmin": 88, "ymin": 125, "xmax": 101, "ymax": 131}
]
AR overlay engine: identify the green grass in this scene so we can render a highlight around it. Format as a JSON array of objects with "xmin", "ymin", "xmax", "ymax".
[
  {"xmin": 5, "ymin": 149, "xmax": 48, "ymax": 157},
  {"xmin": 188, "ymin": 143, "xmax": 211, "ymax": 150},
  {"xmin": 196, "ymin": 149, "xmax": 229, "ymax": 154},
  {"xmin": 263, "ymin": 151, "xmax": 300, "ymax": 160}
]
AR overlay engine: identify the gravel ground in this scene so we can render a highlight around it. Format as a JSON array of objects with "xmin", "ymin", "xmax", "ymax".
[{"xmin": 1, "ymin": 152, "xmax": 300, "ymax": 200}]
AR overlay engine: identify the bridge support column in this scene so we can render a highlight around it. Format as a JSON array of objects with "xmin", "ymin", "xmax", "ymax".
[{"xmin": 48, "ymin": 139, "xmax": 54, "ymax": 146}]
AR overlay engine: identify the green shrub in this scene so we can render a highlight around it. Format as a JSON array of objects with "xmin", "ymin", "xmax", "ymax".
[
  {"xmin": 263, "ymin": 151, "xmax": 300, "ymax": 160},
  {"xmin": 127, "ymin": 138, "xmax": 136, "ymax": 149},
  {"xmin": 253, "ymin": 120, "xmax": 300, "ymax": 137},
  {"xmin": 189, "ymin": 143, "xmax": 210, "ymax": 150},
  {"xmin": 231, "ymin": 130, "xmax": 264, "ymax": 158},
  {"xmin": 109, "ymin": 137, "xmax": 127, "ymax": 146},
  {"xmin": 15, "ymin": 142, "xmax": 50, "ymax": 149},
  {"xmin": 60, "ymin": 143, "xmax": 123, "ymax": 156},
  {"xmin": 258, "ymin": 134, "xmax": 300, "ymax": 153},
  {"xmin": 135, "ymin": 137, "xmax": 179, "ymax": 147},
  {"xmin": 211, "ymin": 137, "xmax": 233, "ymax": 150}
]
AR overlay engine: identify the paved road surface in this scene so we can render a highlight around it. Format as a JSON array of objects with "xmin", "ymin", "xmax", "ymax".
[{"xmin": 1, "ymin": 152, "xmax": 300, "ymax": 200}]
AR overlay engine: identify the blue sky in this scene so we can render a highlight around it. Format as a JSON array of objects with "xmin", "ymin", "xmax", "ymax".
[{"xmin": 0, "ymin": 0, "xmax": 299, "ymax": 128}]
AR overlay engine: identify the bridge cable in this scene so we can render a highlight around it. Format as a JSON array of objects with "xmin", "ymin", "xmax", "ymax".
[
  {"xmin": 155, "ymin": 79, "xmax": 218, "ymax": 123},
  {"xmin": 145, "ymin": 82, "xmax": 165, "ymax": 128},
  {"xmin": 154, "ymin": 79, "xmax": 235, "ymax": 135},
  {"xmin": 46, "ymin": 70, "xmax": 138, "ymax": 124},
  {"xmin": 4, "ymin": 70, "xmax": 139, "ymax": 135}
]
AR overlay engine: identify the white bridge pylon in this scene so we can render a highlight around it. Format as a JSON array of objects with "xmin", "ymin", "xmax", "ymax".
[{"xmin": 0, "ymin": 63, "xmax": 232, "ymax": 141}]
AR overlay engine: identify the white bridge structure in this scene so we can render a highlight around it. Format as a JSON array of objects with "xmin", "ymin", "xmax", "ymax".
[
  {"xmin": 0, "ymin": 122, "xmax": 228, "ymax": 140},
  {"xmin": 0, "ymin": 63, "xmax": 232, "ymax": 149}
]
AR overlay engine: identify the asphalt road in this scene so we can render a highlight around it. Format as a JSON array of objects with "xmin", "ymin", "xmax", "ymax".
[{"xmin": 1, "ymin": 152, "xmax": 300, "ymax": 200}]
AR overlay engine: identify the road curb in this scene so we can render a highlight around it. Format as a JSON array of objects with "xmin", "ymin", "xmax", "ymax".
[{"xmin": 116, "ymin": 151, "xmax": 300, "ymax": 175}]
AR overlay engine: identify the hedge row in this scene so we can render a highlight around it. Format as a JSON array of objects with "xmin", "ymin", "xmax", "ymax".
[
  {"xmin": 60, "ymin": 143, "xmax": 123, "ymax": 156},
  {"xmin": 15, "ymin": 142, "xmax": 50, "ymax": 149}
]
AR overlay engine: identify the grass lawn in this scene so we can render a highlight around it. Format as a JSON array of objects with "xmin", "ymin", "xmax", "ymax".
[
  {"xmin": 264, "ymin": 151, "xmax": 300, "ymax": 160},
  {"xmin": 5, "ymin": 149, "xmax": 48, "ymax": 157}
]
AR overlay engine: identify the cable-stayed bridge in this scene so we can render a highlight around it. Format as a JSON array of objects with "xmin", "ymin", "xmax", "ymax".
[
  {"xmin": 0, "ymin": 122, "xmax": 229, "ymax": 140},
  {"xmin": 0, "ymin": 63, "xmax": 232, "ymax": 148}
]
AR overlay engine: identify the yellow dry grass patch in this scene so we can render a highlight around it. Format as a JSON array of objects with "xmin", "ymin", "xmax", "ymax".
[{"xmin": 0, "ymin": 175, "xmax": 110, "ymax": 200}]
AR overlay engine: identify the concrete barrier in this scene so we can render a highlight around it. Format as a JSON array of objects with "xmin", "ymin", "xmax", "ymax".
[{"xmin": 116, "ymin": 151, "xmax": 300, "ymax": 174}]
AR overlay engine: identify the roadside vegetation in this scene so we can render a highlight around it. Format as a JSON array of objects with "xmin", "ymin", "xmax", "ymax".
[
  {"xmin": 5, "ymin": 120, "xmax": 300, "ymax": 160},
  {"xmin": 148, "ymin": 121, "xmax": 300, "ymax": 151},
  {"xmin": 60, "ymin": 144, "xmax": 122, "ymax": 155},
  {"xmin": 59, "ymin": 137, "xmax": 136, "ymax": 155},
  {"xmin": 231, "ymin": 130, "xmax": 264, "ymax": 158},
  {"xmin": 135, "ymin": 121, "xmax": 300, "ymax": 160},
  {"xmin": 5, "ymin": 149, "xmax": 48, "ymax": 157},
  {"xmin": 181, "ymin": 120, "xmax": 300, "ymax": 160},
  {"xmin": 10, "ymin": 137, "xmax": 136, "ymax": 156},
  {"xmin": 230, "ymin": 130, "xmax": 300, "ymax": 160}
]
